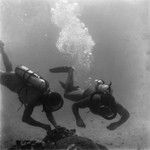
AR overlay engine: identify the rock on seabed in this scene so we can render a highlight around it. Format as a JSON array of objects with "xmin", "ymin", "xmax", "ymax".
[{"xmin": 9, "ymin": 127, "xmax": 108, "ymax": 150}]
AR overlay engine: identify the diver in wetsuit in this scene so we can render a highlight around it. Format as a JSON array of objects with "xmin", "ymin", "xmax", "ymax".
[
  {"xmin": 0, "ymin": 41, "xmax": 64, "ymax": 133},
  {"xmin": 50, "ymin": 66, "xmax": 130, "ymax": 130}
]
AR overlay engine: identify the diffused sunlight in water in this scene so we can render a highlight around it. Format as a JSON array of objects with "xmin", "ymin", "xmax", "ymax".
[
  {"xmin": 51, "ymin": 0, "xmax": 95, "ymax": 71},
  {"xmin": 0, "ymin": 0, "xmax": 150, "ymax": 149},
  {"xmin": 0, "ymin": 0, "xmax": 2, "ymax": 144}
]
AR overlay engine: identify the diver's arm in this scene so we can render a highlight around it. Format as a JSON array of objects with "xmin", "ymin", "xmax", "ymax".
[
  {"xmin": 22, "ymin": 105, "xmax": 51, "ymax": 131},
  {"xmin": 72, "ymin": 97, "xmax": 90, "ymax": 128},
  {"xmin": 107, "ymin": 103, "xmax": 130, "ymax": 130},
  {"xmin": 45, "ymin": 112, "xmax": 60, "ymax": 128},
  {"xmin": 0, "ymin": 41, "xmax": 13, "ymax": 72}
]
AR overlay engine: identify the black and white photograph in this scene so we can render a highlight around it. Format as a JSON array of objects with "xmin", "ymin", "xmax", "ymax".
[{"xmin": 0, "ymin": 0, "xmax": 150, "ymax": 149}]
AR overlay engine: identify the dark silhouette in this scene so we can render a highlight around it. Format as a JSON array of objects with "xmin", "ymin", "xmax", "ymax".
[
  {"xmin": 50, "ymin": 66, "xmax": 130, "ymax": 130},
  {"xmin": 0, "ymin": 41, "xmax": 64, "ymax": 133}
]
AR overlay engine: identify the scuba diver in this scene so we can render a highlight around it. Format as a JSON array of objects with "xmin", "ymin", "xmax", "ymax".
[
  {"xmin": 50, "ymin": 66, "xmax": 130, "ymax": 130},
  {"xmin": 0, "ymin": 41, "xmax": 64, "ymax": 133}
]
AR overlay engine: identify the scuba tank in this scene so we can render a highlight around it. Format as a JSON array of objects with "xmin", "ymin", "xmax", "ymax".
[
  {"xmin": 90, "ymin": 92, "xmax": 117, "ymax": 120},
  {"xmin": 15, "ymin": 65, "xmax": 49, "ymax": 92}
]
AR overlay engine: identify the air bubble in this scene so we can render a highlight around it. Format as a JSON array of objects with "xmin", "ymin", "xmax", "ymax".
[{"xmin": 51, "ymin": 0, "xmax": 95, "ymax": 71}]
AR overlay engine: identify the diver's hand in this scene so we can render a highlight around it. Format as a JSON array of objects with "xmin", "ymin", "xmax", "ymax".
[
  {"xmin": 107, "ymin": 122, "xmax": 119, "ymax": 130},
  {"xmin": 43, "ymin": 125, "xmax": 51, "ymax": 132},
  {"xmin": 55, "ymin": 125, "xmax": 64, "ymax": 130},
  {"xmin": 76, "ymin": 119, "xmax": 86, "ymax": 128},
  {"xmin": 55, "ymin": 125, "xmax": 62, "ymax": 129}
]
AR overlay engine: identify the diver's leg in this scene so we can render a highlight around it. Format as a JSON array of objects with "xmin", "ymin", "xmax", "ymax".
[
  {"xmin": 65, "ymin": 67, "xmax": 75, "ymax": 92},
  {"xmin": 64, "ymin": 90, "xmax": 84, "ymax": 102},
  {"xmin": 50, "ymin": 66, "xmax": 83, "ymax": 100},
  {"xmin": 61, "ymin": 67, "xmax": 84, "ymax": 101},
  {"xmin": 0, "ymin": 41, "xmax": 13, "ymax": 72},
  {"xmin": 50, "ymin": 66, "xmax": 78, "ymax": 92}
]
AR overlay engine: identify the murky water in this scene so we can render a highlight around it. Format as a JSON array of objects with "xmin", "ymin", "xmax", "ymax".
[{"xmin": 0, "ymin": 0, "xmax": 150, "ymax": 149}]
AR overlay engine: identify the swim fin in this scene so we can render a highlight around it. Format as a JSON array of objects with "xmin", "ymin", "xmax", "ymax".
[{"xmin": 49, "ymin": 66, "xmax": 71, "ymax": 73}]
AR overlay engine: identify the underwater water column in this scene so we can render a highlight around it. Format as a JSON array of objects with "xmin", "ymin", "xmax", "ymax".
[
  {"xmin": 0, "ymin": 0, "xmax": 2, "ymax": 144},
  {"xmin": 51, "ymin": 0, "xmax": 95, "ymax": 71}
]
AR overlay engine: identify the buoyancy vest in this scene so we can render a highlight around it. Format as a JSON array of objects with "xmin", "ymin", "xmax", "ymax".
[
  {"xmin": 89, "ymin": 92, "xmax": 117, "ymax": 120},
  {"xmin": 15, "ymin": 65, "xmax": 49, "ymax": 92}
]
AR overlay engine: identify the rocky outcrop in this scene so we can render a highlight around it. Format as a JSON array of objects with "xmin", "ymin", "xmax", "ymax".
[
  {"xmin": 56, "ymin": 135, "xmax": 108, "ymax": 150},
  {"xmin": 9, "ymin": 127, "xmax": 108, "ymax": 150}
]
